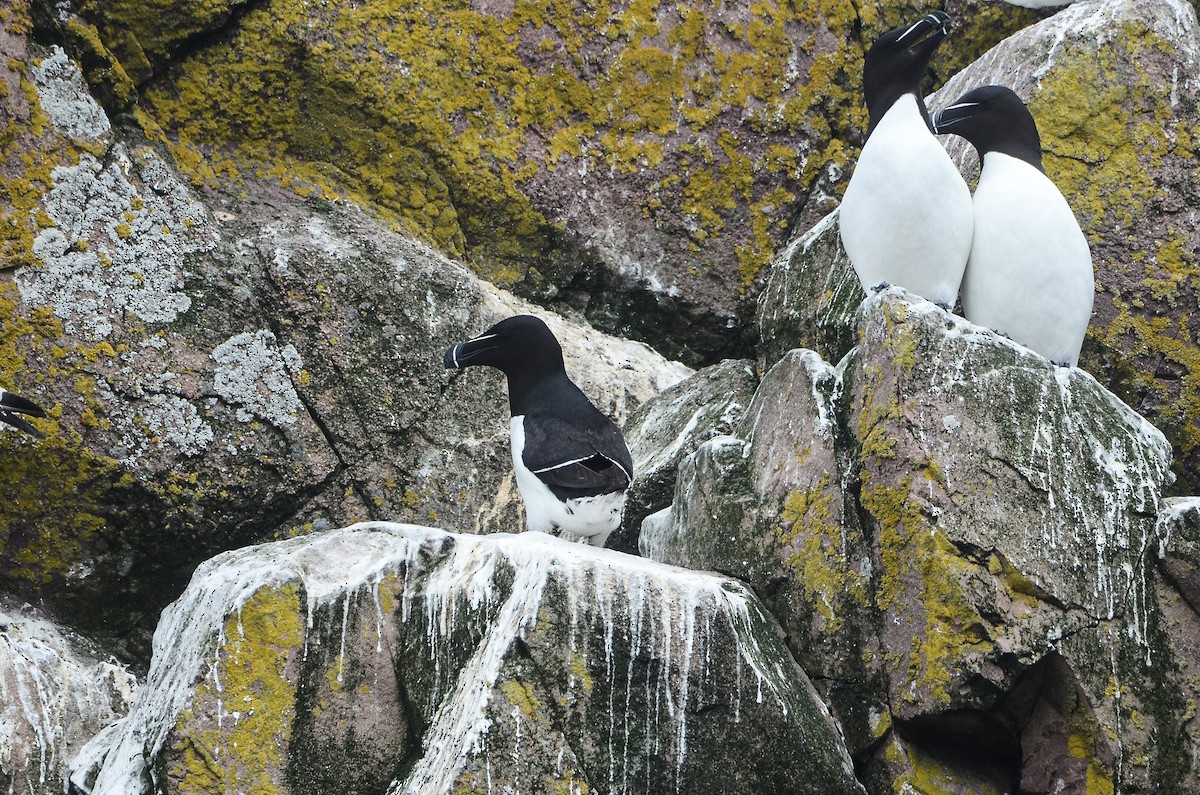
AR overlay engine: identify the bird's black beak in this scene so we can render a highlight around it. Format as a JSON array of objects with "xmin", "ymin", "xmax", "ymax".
[
  {"xmin": 443, "ymin": 333, "xmax": 500, "ymax": 369},
  {"xmin": 0, "ymin": 392, "xmax": 47, "ymax": 439},
  {"xmin": 931, "ymin": 100, "xmax": 982, "ymax": 134},
  {"xmin": 896, "ymin": 11, "xmax": 952, "ymax": 50},
  {"xmin": 0, "ymin": 392, "xmax": 46, "ymax": 418}
]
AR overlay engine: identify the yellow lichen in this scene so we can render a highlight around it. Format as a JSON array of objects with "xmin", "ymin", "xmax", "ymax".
[
  {"xmin": 500, "ymin": 678, "xmax": 541, "ymax": 718},
  {"xmin": 545, "ymin": 773, "xmax": 589, "ymax": 795},
  {"xmin": 168, "ymin": 582, "xmax": 303, "ymax": 795},
  {"xmin": 861, "ymin": 475, "xmax": 993, "ymax": 705},
  {"xmin": 83, "ymin": 0, "xmax": 938, "ymax": 294},
  {"xmin": 568, "ymin": 651, "xmax": 594, "ymax": 695},
  {"xmin": 887, "ymin": 734, "xmax": 1006, "ymax": 795},
  {"xmin": 778, "ymin": 479, "xmax": 867, "ymax": 632},
  {"xmin": 1030, "ymin": 20, "xmax": 1200, "ymax": 491}
]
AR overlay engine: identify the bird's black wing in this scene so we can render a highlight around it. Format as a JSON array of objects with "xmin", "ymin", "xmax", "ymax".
[{"xmin": 521, "ymin": 412, "xmax": 632, "ymax": 499}]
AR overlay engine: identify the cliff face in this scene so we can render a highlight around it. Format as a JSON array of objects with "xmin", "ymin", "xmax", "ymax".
[
  {"xmin": 40, "ymin": 0, "xmax": 1039, "ymax": 364},
  {"xmin": 1, "ymin": 0, "xmax": 1199, "ymax": 792}
]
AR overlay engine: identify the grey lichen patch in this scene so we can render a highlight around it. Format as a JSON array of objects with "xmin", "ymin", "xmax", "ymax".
[
  {"xmin": 97, "ymin": 370, "xmax": 215, "ymax": 464},
  {"xmin": 212, "ymin": 330, "xmax": 305, "ymax": 426},
  {"xmin": 31, "ymin": 45, "xmax": 111, "ymax": 143},
  {"xmin": 18, "ymin": 145, "xmax": 213, "ymax": 338},
  {"xmin": 140, "ymin": 393, "xmax": 213, "ymax": 455}
]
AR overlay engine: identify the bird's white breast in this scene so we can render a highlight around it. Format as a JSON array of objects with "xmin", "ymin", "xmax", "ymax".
[
  {"xmin": 839, "ymin": 96, "xmax": 974, "ymax": 308},
  {"xmin": 962, "ymin": 153, "xmax": 1093, "ymax": 366}
]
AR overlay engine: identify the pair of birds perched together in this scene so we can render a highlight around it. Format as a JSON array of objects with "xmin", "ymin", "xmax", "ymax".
[{"xmin": 839, "ymin": 11, "xmax": 1095, "ymax": 368}]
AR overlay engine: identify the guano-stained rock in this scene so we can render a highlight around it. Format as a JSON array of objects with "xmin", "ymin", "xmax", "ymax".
[
  {"xmin": 614, "ymin": 358, "xmax": 757, "ymax": 554},
  {"xmin": 69, "ymin": 523, "xmax": 865, "ymax": 795},
  {"xmin": 928, "ymin": 0, "xmax": 1200, "ymax": 494},
  {"xmin": 646, "ymin": 288, "xmax": 1186, "ymax": 792},
  {"xmin": 0, "ymin": 601, "xmax": 136, "ymax": 795},
  {"xmin": 641, "ymin": 347, "xmax": 884, "ymax": 755},
  {"xmin": 755, "ymin": 209, "xmax": 862, "ymax": 373},
  {"xmin": 758, "ymin": 0, "xmax": 1200, "ymax": 496},
  {"xmin": 0, "ymin": 33, "xmax": 688, "ymax": 661},
  {"xmin": 1154, "ymin": 497, "xmax": 1200, "ymax": 792}
]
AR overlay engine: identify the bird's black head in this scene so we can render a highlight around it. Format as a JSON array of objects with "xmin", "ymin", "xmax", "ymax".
[
  {"xmin": 444, "ymin": 314, "xmax": 565, "ymax": 379},
  {"xmin": 863, "ymin": 11, "xmax": 952, "ymax": 134},
  {"xmin": 932, "ymin": 85, "xmax": 1044, "ymax": 172}
]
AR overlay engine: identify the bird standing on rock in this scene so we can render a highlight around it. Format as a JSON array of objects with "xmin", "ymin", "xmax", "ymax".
[
  {"xmin": 839, "ymin": 11, "xmax": 974, "ymax": 309},
  {"xmin": 443, "ymin": 315, "xmax": 633, "ymax": 547},
  {"xmin": 933, "ymin": 85, "xmax": 1094, "ymax": 367},
  {"xmin": 0, "ymin": 388, "xmax": 46, "ymax": 439}
]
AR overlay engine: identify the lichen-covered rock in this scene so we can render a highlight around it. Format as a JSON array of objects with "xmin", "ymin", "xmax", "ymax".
[
  {"xmin": 0, "ymin": 599, "xmax": 136, "ymax": 795},
  {"xmin": 851, "ymin": 289, "xmax": 1170, "ymax": 652},
  {"xmin": 41, "ymin": 0, "xmax": 1035, "ymax": 364},
  {"xmin": 642, "ymin": 348, "xmax": 884, "ymax": 754},
  {"xmin": 758, "ymin": 0, "xmax": 1200, "ymax": 494},
  {"xmin": 612, "ymin": 357, "xmax": 757, "ymax": 554},
  {"xmin": 755, "ymin": 208, "xmax": 861, "ymax": 372},
  {"xmin": 70, "ymin": 523, "xmax": 865, "ymax": 795},
  {"xmin": 1154, "ymin": 497, "xmax": 1200, "ymax": 792},
  {"xmin": 928, "ymin": 0, "xmax": 1200, "ymax": 494},
  {"xmin": 1158, "ymin": 497, "xmax": 1200, "ymax": 611},
  {"xmin": 645, "ymin": 288, "xmax": 1189, "ymax": 792},
  {"xmin": 848, "ymin": 290, "xmax": 1177, "ymax": 790},
  {"xmin": 0, "ymin": 28, "xmax": 688, "ymax": 663}
]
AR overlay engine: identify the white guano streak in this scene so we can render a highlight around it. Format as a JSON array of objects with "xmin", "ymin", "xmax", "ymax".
[{"xmin": 76, "ymin": 524, "xmax": 793, "ymax": 795}]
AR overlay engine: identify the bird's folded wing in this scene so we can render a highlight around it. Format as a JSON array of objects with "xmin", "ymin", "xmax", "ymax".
[
  {"xmin": 521, "ymin": 414, "xmax": 632, "ymax": 494},
  {"xmin": 0, "ymin": 391, "xmax": 45, "ymax": 417},
  {"xmin": 533, "ymin": 455, "xmax": 626, "ymax": 491}
]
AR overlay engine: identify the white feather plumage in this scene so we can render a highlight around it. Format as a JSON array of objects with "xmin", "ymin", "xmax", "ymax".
[
  {"xmin": 840, "ymin": 97, "xmax": 974, "ymax": 308},
  {"xmin": 962, "ymin": 153, "xmax": 1094, "ymax": 366}
]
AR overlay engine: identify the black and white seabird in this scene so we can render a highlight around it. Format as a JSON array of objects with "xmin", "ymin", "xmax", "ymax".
[
  {"xmin": 839, "ymin": 11, "xmax": 974, "ymax": 309},
  {"xmin": 0, "ymin": 388, "xmax": 46, "ymax": 439},
  {"xmin": 443, "ymin": 315, "xmax": 633, "ymax": 547},
  {"xmin": 933, "ymin": 85, "xmax": 1094, "ymax": 367}
]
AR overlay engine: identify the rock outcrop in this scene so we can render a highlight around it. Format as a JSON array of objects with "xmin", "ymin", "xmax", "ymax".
[
  {"xmin": 2, "ymin": 0, "xmax": 1200, "ymax": 792},
  {"xmin": 931, "ymin": 0, "xmax": 1200, "ymax": 494},
  {"xmin": 69, "ymin": 523, "xmax": 864, "ymax": 795},
  {"xmin": 0, "ymin": 601, "xmax": 135, "ymax": 795},
  {"xmin": 614, "ymin": 357, "xmax": 758, "ymax": 553},
  {"xmin": 757, "ymin": 0, "xmax": 1200, "ymax": 494},
  {"xmin": 40, "ymin": 0, "xmax": 1037, "ymax": 363},
  {"xmin": 645, "ymin": 287, "xmax": 1194, "ymax": 792}
]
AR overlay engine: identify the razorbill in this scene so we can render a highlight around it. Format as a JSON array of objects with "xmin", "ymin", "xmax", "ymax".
[
  {"xmin": 444, "ymin": 315, "xmax": 633, "ymax": 547},
  {"xmin": 0, "ymin": 388, "xmax": 46, "ymax": 438},
  {"xmin": 839, "ymin": 11, "xmax": 974, "ymax": 309},
  {"xmin": 933, "ymin": 85, "xmax": 1094, "ymax": 367}
]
